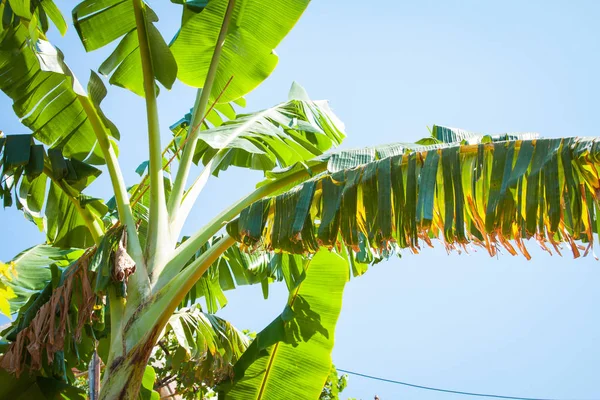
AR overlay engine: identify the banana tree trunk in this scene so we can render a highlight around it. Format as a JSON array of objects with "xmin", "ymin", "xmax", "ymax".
[
  {"xmin": 99, "ymin": 329, "xmax": 160, "ymax": 399},
  {"xmin": 99, "ymin": 362, "xmax": 146, "ymax": 399}
]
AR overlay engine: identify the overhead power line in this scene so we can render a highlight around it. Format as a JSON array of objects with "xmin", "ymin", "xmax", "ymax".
[{"xmin": 336, "ymin": 368, "xmax": 576, "ymax": 400}]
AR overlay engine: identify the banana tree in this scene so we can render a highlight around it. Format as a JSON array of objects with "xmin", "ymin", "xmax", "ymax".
[{"xmin": 0, "ymin": 0, "xmax": 599, "ymax": 399}]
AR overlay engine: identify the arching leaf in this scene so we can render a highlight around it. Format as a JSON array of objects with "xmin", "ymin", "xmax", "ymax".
[
  {"xmin": 0, "ymin": 45, "xmax": 116, "ymax": 245},
  {"xmin": 0, "ymin": 26, "xmax": 108, "ymax": 164},
  {"xmin": 228, "ymin": 133, "xmax": 600, "ymax": 264},
  {"xmin": 46, "ymin": 182, "xmax": 107, "ymax": 248},
  {"xmin": 172, "ymin": 82, "xmax": 345, "ymax": 176}
]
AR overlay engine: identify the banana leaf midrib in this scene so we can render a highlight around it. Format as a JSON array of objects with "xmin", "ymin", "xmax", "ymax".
[{"xmin": 253, "ymin": 258, "xmax": 310, "ymax": 400}]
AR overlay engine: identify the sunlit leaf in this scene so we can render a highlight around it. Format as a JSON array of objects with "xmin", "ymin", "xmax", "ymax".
[
  {"xmin": 172, "ymin": 82, "xmax": 345, "ymax": 176},
  {"xmin": 177, "ymin": 236, "xmax": 304, "ymax": 313},
  {"xmin": 223, "ymin": 250, "xmax": 348, "ymax": 399},
  {"xmin": 162, "ymin": 305, "xmax": 249, "ymax": 384},
  {"xmin": 0, "ymin": 27, "xmax": 105, "ymax": 163},
  {"xmin": 73, "ymin": 0, "xmax": 177, "ymax": 96},
  {"xmin": 228, "ymin": 132, "xmax": 600, "ymax": 267},
  {"xmin": 0, "ymin": 245, "xmax": 79, "ymax": 316},
  {"xmin": 171, "ymin": 0, "xmax": 310, "ymax": 102}
]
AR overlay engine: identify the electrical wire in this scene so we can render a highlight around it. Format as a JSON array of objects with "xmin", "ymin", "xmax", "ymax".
[{"xmin": 336, "ymin": 368, "xmax": 576, "ymax": 400}]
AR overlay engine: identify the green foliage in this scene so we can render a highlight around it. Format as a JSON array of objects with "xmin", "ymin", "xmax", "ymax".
[
  {"xmin": 171, "ymin": 0, "xmax": 310, "ymax": 102},
  {"xmin": 1, "ymin": 0, "xmax": 596, "ymax": 399},
  {"xmin": 228, "ymin": 136, "xmax": 600, "ymax": 266},
  {"xmin": 0, "ymin": 0, "xmax": 67, "ymax": 37},
  {"xmin": 222, "ymin": 250, "xmax": 349, "ymax": 399},
  {"xmin": 0, "ymin": 134, "xmax": 106, "ymax": 246},
  {"xmin": 320, "ymin": 365, "xmax": 349, "ymax": 400},
  {"xmin": 73, "ymin": 0, "xmax": 177, "ymax": 96},
  {"xmin": 166, "ymin": 305, "xmax": 249, "ymax": 375},
  {"xmin": 176, "ymin": 236, "xmax": 304, "ymax": 313},
  {"xmin": 45, "ymin": 183, "xmax": 107, "ymax": 248},
  {"xmin": 172, "ymin": 82, "xmax": 346, "ymax": 176},
  {"xmin": 148, "ymin": 323, "xmax": 350, "ymax": 400},
  {"xmin": 0, "ymin": 30, "xmax": 100, "ymax": 160},
  {"xmin": 89, "ymin": 226, "xmax": 127, "ymax": 295},
  {"xmin": 0, "ymin": 245, "xmax": 80, "ymax": 317},
  {"xmin": 0, "ymin": 0, "xmax": 353, "ymax": 398},
  {"xmin": 0, "ymin": 368, "xmax": 87, "ymax": 399},
  {"xmin": 139, "ymin": 366, "xmax": 160, "ymax": 400},
  {"xmin": 0, "ymin": 23, "xmax": 118, "ymax": 245},
  {"xmin": 150, "ymin": 305, "xmax": 249, "ymax": 399}
]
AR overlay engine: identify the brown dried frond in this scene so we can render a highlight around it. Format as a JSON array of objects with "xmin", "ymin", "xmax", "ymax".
[{"xmin": 0, "ymin": 252, "xmax": 96, "ymax": 377}]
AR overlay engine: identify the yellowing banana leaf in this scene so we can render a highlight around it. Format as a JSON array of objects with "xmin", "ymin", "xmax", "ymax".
[
  {"xmin": 0, "ymin": 245, "xmax": 80, "ymax": 318},
  {"xmin": 222, "ymin": 249, "xmax": 348, "ymax": 399},
  {"xmin": 228, "ymin": 132, "xmax": 600, "ymax": 264}
]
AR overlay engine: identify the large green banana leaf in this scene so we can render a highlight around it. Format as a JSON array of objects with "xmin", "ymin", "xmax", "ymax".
[
  {"xmin": 45, "ymin": 182, "xmax": 108, "ymax": 248},
  {"xmin": 172, "ymin": 82, "xmax": 345, "ymax": 175},
  {"xmin": 139, "ymin": 366, "xmax": 160, "ymax": 400},
  {"xmin": 171, "ymin": 0, "xmax": 310, "ymax": 103},
  {"xmin": 73, "ymin": 0, "xmax": 177, "ymax": 96},
  {"xmin": 0, "ymin": 245, "xmax": 81, "ymax": 318},
  {"xmin": 0, "ymin": 25, "xmax": 108, "ymax": 164},
  {"xmin": 227, "ymin": 129, "xmax": 600, "ymax": 263},
  {"xmin": 0, "ymin": 27, "xmax": 111, "ymax": 245},
  {"xmin": 222, "ymin": 249, "xmax": 348, "ymax": 399}
]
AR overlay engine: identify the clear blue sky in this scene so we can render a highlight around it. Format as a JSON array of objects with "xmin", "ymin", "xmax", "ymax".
[{"xmin": 2, "ymin": 1, "xmax": 600, "ymax": 399}]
